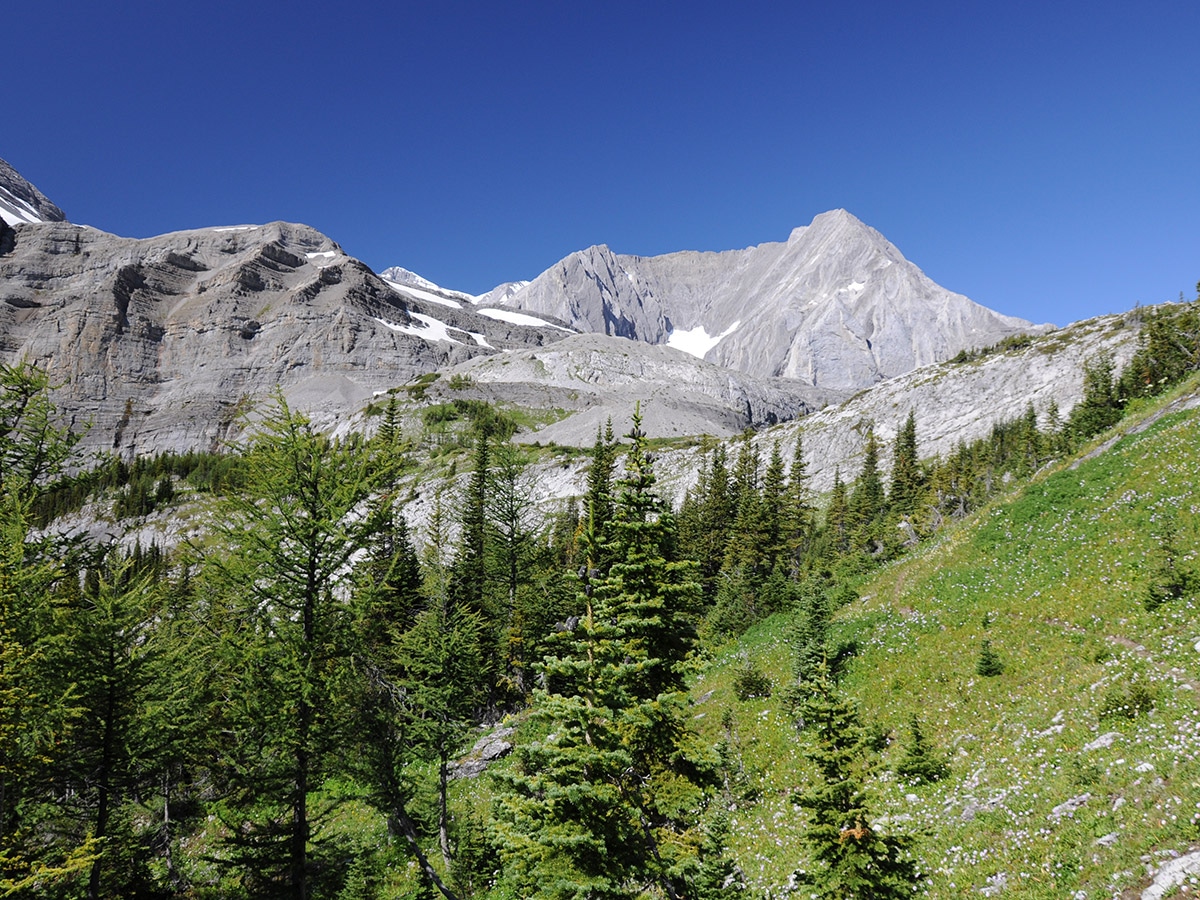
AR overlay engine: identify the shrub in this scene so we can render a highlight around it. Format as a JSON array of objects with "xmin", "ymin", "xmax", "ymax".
[
  {"xmin": 733, "ymin": 657, "xmax": 772, "ymax": 700},
  {"xmin": 976, "ymin": 640, "xmax": 1004, "ymax": 677}
]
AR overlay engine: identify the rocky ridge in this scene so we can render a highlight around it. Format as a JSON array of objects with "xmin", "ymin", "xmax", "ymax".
[
  {"xmin": 418, "ymin": 332, "xmax": 845, "ymax": 443},
  {"xmin": 0, "ymin": 156, "xmax": 66, "ymax": 226}
]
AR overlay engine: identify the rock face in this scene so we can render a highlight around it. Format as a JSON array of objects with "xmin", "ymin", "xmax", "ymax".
[
  {"xmin": 0, "ymin": 156, "xmax": 66, "ymax": 226},
  {"xmin": 480, "ymin": 210, "xmax": 1043, "ymax": 391},
  {"xmin": 430, "ymin": 332, "xmax": 843, "ymax": 444},
  {"xmin": 645, "ymin": 313, "xmax": 1141, "ymax": 503},
  {"xmin": 0, "ymin": 219, "xmax": 570, "ymax": 455}
]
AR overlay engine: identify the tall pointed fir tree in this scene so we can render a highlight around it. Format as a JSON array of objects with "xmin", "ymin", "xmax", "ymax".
[
  {"xmin": 494, "ymin": 409, "xmax": 732, "ymax": 900},
  {"xmin": 847, "ymin": 428, "xmax": 887, "ymax": 555},
  {"xmin": 887, "ymin": 410, "xmax": 923, "ymax": 522},
  {"xmin": 199, "ymin": 395, "xmax": 398, "ymax": 900},
  {"xmin": 792, "ymin": 666, "xmax": 922, "ymax": 899}
]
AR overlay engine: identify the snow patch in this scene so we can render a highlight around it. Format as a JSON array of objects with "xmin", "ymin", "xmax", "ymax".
[
  {"xmin": 0, "ymin": 193, "xmax": 45, "ymax": 225},
  {"xmin": 306, "ymin": 250, "xmax": 337, "ymax": 269},
  {"xmin": 666, "ymin": 321, "xmax": 741, "ymax": 358},
  {"xmin": 383, "ymin": 280, "xmax": 463, "ymax": 310},
  {"xmin": 213, "ymin": 225, "xmax": 259, "ymax": 232},
  {"xmin": 374, "ymin": 313, "xmax": 462, "ymax": 345},
  {"xmin": 475, "ymin": 308, "xmax": 574, "ymax": 332},
  {"xmin": 374, "ymin": 312, "xmax": 491, "ymax": 349}
]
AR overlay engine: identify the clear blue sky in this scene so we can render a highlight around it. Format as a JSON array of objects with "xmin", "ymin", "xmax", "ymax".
[{"xmin": 6, "ymin": 0, "xmax": 1198, "ymax": 326}]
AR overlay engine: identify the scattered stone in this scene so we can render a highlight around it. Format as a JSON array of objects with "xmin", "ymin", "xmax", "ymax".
[
  {"xmin": 1083, "ymin": 732, "xmax": 1122, "ymax": 752},
  {"xmin": 1049, "ymin": 793, "xmax": 1091, "ymax": 821},
  {"xmin": 1135, "ymin": 761, "xmax": 1155, "ymax": 773},
  {"xmin": 1036, "ymin": 723, "xmax": 1066, "ymax": 737},
  {"xmin": 1096, "ymin": 832, "xmax": 1120, "ymax": 847},
  {"xmin": 1142, "ymin": 849, "xmax": 1200, "ymax": 900},
  {"xmin": 449, "ymin": 726, "xmax": 515, "ymax": 780}
]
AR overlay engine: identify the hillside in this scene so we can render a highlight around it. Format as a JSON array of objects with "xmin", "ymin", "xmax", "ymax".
[{"xmin": 693, "ymin": 376, "xmax": 1200, "ymax": 898}]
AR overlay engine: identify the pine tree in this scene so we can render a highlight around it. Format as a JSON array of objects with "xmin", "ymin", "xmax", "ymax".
[{"xmin": 792, "ymin": 667, "xmax": 922, "ymax": 898}]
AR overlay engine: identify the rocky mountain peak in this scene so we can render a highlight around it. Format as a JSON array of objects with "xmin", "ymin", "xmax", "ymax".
[{"xmin": 0, "ymin": 156, "xmax": 67, "ymax": 225}]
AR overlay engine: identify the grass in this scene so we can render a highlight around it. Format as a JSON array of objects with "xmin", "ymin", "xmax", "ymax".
[{"xmin": 680, "ymin": 384, "xmax": 1200, "ymax": 898}]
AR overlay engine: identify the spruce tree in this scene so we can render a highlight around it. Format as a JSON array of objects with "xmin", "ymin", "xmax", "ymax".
[
  {"xmin": 792, "ymin": 667, "xmax": 921, "ymax": 899},
  {"xmin": 894, "ymin": 714, "xmax": 950, "ymax": 785},
  {"xmin": 494, "ymin": 409, "xmax": 728, "ymax": 900},
  {"xmin": 887, "ymin": 410, "xmax": 924, "ymax": 520},
  {"xmin": 781, "ymin": 436, "xmax": 813, "ymax": 576},
  {"xmin": 848, "ymin": 427, "xmax": 887, "ymax": 553}
]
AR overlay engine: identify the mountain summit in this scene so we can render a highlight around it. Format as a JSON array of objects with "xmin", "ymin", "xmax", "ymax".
[{"xmin": 474, "ymin": 210, "xmax": 1041, "ymax": 391}]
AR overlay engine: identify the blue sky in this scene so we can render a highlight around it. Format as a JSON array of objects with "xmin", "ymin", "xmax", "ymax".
[{"xmin": 6, "ymin": 0, "xmax": 1198, "ymax": 326}]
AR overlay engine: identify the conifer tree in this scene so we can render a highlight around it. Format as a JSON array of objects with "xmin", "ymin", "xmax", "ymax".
[
  {"xmin": 494, "ymin": 409, "xmax": 727, "ymax": 900},
  {"xmin": 792, "ymin": 667, "xmax": 921, "ymax": 899},
  {"xmin": 887, "ymin": 410, "xmax": 924, "ymax": 520},
  {"xmin": 1067, "ymin": 352, "xmax": 1123, "ymax": 443},
  {"xmin": 579, "ymin": 419, "xmax": 618, "ymax": 571},
  {"xmin": 782, "ymin": 436, "xmax": 814, "ymax": 575},
  {"xmin": 449, "ymin": 421, "xmax": 492, "ymax": 622},
  {"xmin": 52, "ymin": 555, "xmax": 167, "ymax": 899},
  {"xmin": 824, "ymin": 469, "xmax": 850, "ymax": 557},
  {"xmin": 848, "ymin": 428, "xmax": 887, "ymax": 553},
  {"xmin": 200, "ymin": 395, "xmax": 398, "ymax": 899},
  {"xmin": 894, "ymin": 714, "xmax": 950, "ymax": 785},
  {"xmin": 0, "ymin": 363, "xmax": 93, "ymax": 894}
]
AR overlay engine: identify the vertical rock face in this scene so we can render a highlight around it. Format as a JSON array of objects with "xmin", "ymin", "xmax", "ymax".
[
  {"xmin": 483, "ymin": 210, "xmax": 1044, "ymax": 391},
  {"xmin": 0, "ymin": 220, "xmax": 569, "ymax": 455}
]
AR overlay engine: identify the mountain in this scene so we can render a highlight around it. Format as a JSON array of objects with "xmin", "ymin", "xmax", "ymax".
[
  {"xmin": 0, "ymin": 156, "xmax": 66, "ymax": 226},
  {"xmin": 474, "ymin": 210, "xmax": 1044, "ymax": 391},
  {"xmin": 0, "ymin": 217, "xmax": 572, "ymax": 455}
]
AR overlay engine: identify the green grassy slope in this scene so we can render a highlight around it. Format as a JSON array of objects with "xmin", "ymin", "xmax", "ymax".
[{"xmin": 699, "ymin": 381, "xmax": 1200, "ymax": 898}]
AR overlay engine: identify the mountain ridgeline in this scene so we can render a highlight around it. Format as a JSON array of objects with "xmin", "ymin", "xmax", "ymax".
[{"xmin": 476, "ymin": 209, "xmax": 1042, "ymax": 390}]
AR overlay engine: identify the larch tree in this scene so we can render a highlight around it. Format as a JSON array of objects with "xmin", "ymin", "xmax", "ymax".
[{"xmin": 200, "ymin": 394, "xmax": 397, "ymax": 900}]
